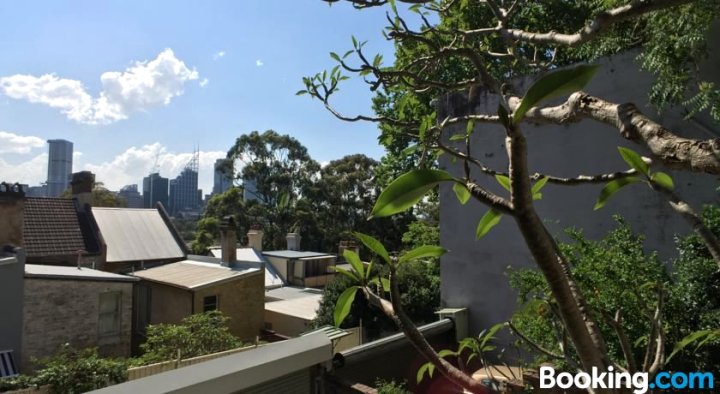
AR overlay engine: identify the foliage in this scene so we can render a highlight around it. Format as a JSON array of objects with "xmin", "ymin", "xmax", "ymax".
[
  {"xmin": 137, "ymin": 311, "xmax": 242, "ymax": 365},
  {"xmin": 375, "ymin": 378, "xmax": 411, "ymax": 394},
  {"xmin": 510, "ymin": 213, "xmax": 720, "ymax": 372},
  {"xmin": 0, "ymin": 374, "xmax": 38, "ymax": 392},
  {"xmin": 60, "ymin": 182, "xmax": 127, "ymax": 207},
  {"xmin": 32, "ymin": 345, "xmax": 127, "ymax": 394},
  {"xmin": 665, "ymin": 205, "xmax": 720, "ymax": 370}
]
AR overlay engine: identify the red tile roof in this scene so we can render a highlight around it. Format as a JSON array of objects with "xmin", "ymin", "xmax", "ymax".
[{"xmin": 23, "ymin": 198, "xmax": 99, "ymax": 258}]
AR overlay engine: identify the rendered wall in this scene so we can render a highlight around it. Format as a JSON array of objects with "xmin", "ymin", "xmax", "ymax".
[{"xmin": 438, "ymin": 49, "xmax": 720, "ymax": 338}]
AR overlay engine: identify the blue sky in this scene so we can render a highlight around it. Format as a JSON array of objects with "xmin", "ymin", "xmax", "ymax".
[{"xmin": 0, "ymin": 1, "xmax": 400, "ymax": 193}]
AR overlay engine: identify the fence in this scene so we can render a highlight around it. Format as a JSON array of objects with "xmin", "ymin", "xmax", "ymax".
[{"xmin": 126, "ymin": 344, "xmax": 261, "ymax": 381}]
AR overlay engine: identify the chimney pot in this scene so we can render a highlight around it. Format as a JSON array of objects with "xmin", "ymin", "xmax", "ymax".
[
  {"xmin": 247, "ymin": 227, "xmax": 263, "ymax": 252},
  {"xmin": 71, "ymin": 171, "xmax": 95, "ymax": 209},
  {"xmin": 286, "ymin": 233, "xmax": 301, "ymax": 251}
]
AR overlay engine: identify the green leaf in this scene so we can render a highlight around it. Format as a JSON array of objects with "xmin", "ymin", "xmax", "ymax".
[
  {"xmin": 618, "ymin": 147, "xmax": 649, "ymax": 175},
  {"xmin": 370, "ymin": 169, "xmax": 455, "ymax": 218},
  {"xmin": 476, "ymin": 209, "xmax": 502, "ymax": 239},
  {"xmin": 334, "ymin": 286, "xmax": 359, "ymax": 327},
  {"xmin": 650, "ymin": 171, "xmax": 674, "ymax": 190},
  {"xmin": 295, "ymin": 90, "xmax": 308, "ymax": 96},
  {"xmin": 532, "ymin": 176, "xmax": 549, "ymax": 195},
  {"xmin": 495, "ymin": 175, "xmax": 511, "ymax": 192},
  {"xmin": 416, "ymin": 362, "xmax": 435, "ymax": 384},
  {"xmin": 667, "ymin": 329, "xmax": 717, "ymax": 363},
  {"xmin": 380, "ymin": 277, "xmax": 390, "ymax": 292},
  {"xmin": 354, "ymin": 232, "xmax": 391, "ymax": 264},
  {"xmin": 399, "ymin": 245, "xmax": 447, "ymax": 264},
  {"xmin": 330, "ymin": 52, "xmax": 340, "ymax": 62},
  {"xmin": 343, "ymin": 249, "xmax": 365, "ymax": 279},
  {"xmin": 465, "ymin": 119, "xmax": 475, "ymax": 136},
  {"xmin": 331, "ymin": 266, "xmax": 359, "ymax": 282},
  {"xmin": 512, "ymin": 64, "xmax": 599, "ymax": 124},
  {"xmin": 401, "ymin": 144, "xmax": 418, "ymax": 157},
  {"xmin": 593, "ymin": 176, "xmax": 641, "ymax": 210},
  {"xmin": 452, "ymin": 183, "xmax": 471, "ymax": 205},
  {"xmin": 437, "ymin": 349, "xmax": 457, "ymax": 358},
  {"xmin": 480, "ymin": 322, "xmax": 506, "ymax": 348},
  {"xmin": 449, "ymin": 133, "xmax": 466, "ymax": 141}
]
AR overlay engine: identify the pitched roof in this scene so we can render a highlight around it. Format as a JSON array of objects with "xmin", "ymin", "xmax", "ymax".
[
  {"xmin": 92, "ymin": 207, "xmax": 186, "ymax": 263},
  {"xmin": 25, "ymin": 264, "xmax": 138, "ymax": 282},
  {"xmin": 208, "ymin": 248, "xmax": 284, "ymax": 288},
  {"xmin": 23, "ymin": 198, "xmax": 101, "ymax": 258},
  {"xmin": 131, "ymin": 260, "xmax": 261, "ymax": 290}
]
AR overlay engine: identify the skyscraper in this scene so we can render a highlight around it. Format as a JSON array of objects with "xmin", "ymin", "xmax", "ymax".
[
  {"xmin": 212, "ymin": 158, "xmax": 233, "ymax": 195},
  {"xmin": 143, "ymin": 173, "xmax": 169, "ymax": 209},
  {"xmin": 46, "ymin": 139, "xmax": 73, "ymax": 197},
  {"xmin": 168, "ymin": 150, "xmax": 200, "ymax": 215},
  {"xmin": 118, "ymin": 184, "xmax": 143, "ymax": 208}
]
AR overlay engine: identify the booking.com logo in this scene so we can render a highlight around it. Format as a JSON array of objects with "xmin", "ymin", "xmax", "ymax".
[{"xmin": 540, "ymin": 366, "xmax": 715, "ymax": 393}]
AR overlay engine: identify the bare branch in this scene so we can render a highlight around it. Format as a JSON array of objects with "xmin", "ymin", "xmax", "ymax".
[
  {"xmin": 498, "ymin": 0, "xmax": 695, "ymax": 47},
  {"xmin": 508, "ymin": 321, "xmax": 565, "ymax": 361},
  {"xmin": 601, "ymin": 310, "xmax": 638, "ymax": 374}
]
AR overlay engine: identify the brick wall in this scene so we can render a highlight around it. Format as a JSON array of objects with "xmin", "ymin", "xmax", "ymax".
[{"xmin": 22, "ymin": 278, "xmax": 133, "ymax": 372}]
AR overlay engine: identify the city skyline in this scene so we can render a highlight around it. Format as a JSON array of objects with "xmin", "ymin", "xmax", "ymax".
[{"xmin": 0, "ymin": 1, "xmax": 398, "ymax": 194}]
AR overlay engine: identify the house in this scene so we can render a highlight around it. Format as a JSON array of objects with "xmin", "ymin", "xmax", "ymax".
[
  {"xmin": 261, "ymin": 233, "xmax": 337, "ymax": 288},
  {"xmin": 131, "ymin": 219, "xmax": 265, "ymax": 342},
  {"xmin": 0, "ymin": 245, "xmax": 25, "ymax": 377},
  {"xmin": 92, "ymin": 205, "xmax": 188, "ymax": 273},
  {"xmin": 264, "ymin": 286, "xmax": 324, "ymax": 337},
  {"xmin": 22, "ymin": 263, "xmax": 137, "ymax": 371}
]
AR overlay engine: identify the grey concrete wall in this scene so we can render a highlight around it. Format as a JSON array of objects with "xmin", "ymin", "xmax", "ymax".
[
  {"xmin": 0, "ymin": 247, "xmax": 25, "ymax": 369},
  {"xmin": 438, "ymin": 49, "xmax": 720, "ymax": 338},
  {"xmin": 22, "ymin": 278, "xmax": 133, "ymax": 371}
]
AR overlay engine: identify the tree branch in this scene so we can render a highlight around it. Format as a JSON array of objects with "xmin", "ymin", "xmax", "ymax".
[{"xmin": 507, "ymin": 321, "xmax": 565, "ymax": 361}]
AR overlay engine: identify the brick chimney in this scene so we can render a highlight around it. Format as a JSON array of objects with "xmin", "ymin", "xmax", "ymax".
[
  {"xmin": 0, "ymin": 183, "xmax": 25, "ymax": 247},
  {"xmin": 220, "ymin": 216, "xmax": 237, "ymax": 265},
  {"xmin": 247, "ymin": 225, "xmax": 263, "ymax": 252},
  {"xmin": 286, "ymin": 232, "xmax": 301, "ymax": 251},
  {"xmin": 71, "ymin": 171, "xmax": 94, "ymax": 210}
]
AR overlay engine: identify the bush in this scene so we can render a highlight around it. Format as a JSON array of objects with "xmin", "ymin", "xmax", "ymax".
[
  {"xmin": 33, "ymin": 345, "xmax": 127, "ymax": 394},
  {"xmin": 137, "ymin": 310, "xmax": 242, "ymax": 365},
  {"xmin": 375, "ymin": 378, "xmax": 411, "ymax": 394}
]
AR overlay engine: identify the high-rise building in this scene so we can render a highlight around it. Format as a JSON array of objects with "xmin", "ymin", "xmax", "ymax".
[
  {"xmin": 46, "ymin": 139, "xmax": 73, "ymax": 197},
  {"xmin": 212, "ymin": 158, "xmax": 233, "ymax": 195},
  {"xmin": 118, "ymin": 184, "xmax": 143, "ymax": 208},
  {"xmin": 168, "ymin": 150, "xmax": 200, "ymax": 215},
  {"xmin": 143, "ymin": 173, "xmax": 169, "ymax": 209}
]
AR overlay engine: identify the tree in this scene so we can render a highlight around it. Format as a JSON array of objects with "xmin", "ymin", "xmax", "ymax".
[
  {"xmin": 60, "ymin": 182, "xmax": 127, "ymax": 207},
  {"xmin": 301, "ymin": 1, "xmax": 720, "ymax": 392},
  {"xmin": 137, "ymin": 311, "xmax": 242, "ymax": 365},
  {"xmin": 227, "ymin": 130, "xmax": 321, "ymax": 249}
]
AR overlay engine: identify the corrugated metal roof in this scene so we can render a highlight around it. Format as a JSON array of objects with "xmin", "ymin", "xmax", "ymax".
[
  {"xmin": 131, "ymin": 260, "xmax": 260, "ymax": 290},
  {"xmin": 25, "ymin": 264, "xmax": 137, "ymax": 282},
  {"xmin": 262, "ymin": 250, "xmax": 334, "ymax": 259},
  {"xmin": 264, "ymin": 293, "xmax": 322, "ymax": 321},
  {"xmin": 92, "ymin": 208, "xmax": 185, "ymax": 263},
  {"xmin": 301, "ymin": 325, "xmax": 351, "ymax": 341},
  {"xmin": 265, "ymin": 286, "xmax": 323, "ymax": 301}
]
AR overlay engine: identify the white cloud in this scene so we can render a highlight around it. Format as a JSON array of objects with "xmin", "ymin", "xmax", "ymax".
[
  {"xmin": 199, "ymin": 78, "xmax": 209, "ymax": 87},
  {"xmin": 83, "ymin": 143, "xmax": 226, "ymax": 193},
  {"xmin": 0, "ymin": 131, "xmax": 45, "ymax": 154},
  {"xmin": 0, "ymin": 49, "xmax": 199, "ymax": 125},
  {"xmin": 256, "ymin": 59, "xmax": 264, "ymax": 67},
  {"xmin": 0, "ymin": 153, "xmax": 47, "ymax": 185},
  {"xmin": 213, "ymin": 51, "xmax": 226, "ymax": 60}
]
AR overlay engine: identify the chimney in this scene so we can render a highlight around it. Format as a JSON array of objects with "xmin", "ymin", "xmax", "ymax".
[
  {"xmin": 71, "ymin": 171, "xmax": 95, "ymax": 210},
  {"xmin": 247, "ymin": 225, "xmax": 263, "ymax": 252},
  {"xmin": 338, "ymin": 240, "xmax": 359, "ymax": 258},
  {"xmin": 0, "ymin": 183, "xmax": 25, "ymax": 247},
  {"xmin": 286, "ymin": 232, "xmax": 301, "ymax": 251},
  {"xmin": 220, "ymin": 216, "xmax": 237, "ymax": 265}
]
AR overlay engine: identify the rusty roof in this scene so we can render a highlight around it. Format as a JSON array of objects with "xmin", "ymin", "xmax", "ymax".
[{"xmin": 23, "ymin": 198, "xmax": 100, "ymax": 258}]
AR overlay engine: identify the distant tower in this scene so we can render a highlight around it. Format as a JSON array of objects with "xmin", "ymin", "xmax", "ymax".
[
  {"xmin": 168, "ymin": 149, "xmax": 200, "ymax": 215},
  {"xmin": 143, "ymin": 173, "xmax": 169, "ymax": 209},
  {"xmin": 213, "ymin": 158, "xmax": 233, "ymax": 195},
  {"xmin": 46, "ymin": 139, "xmax": 73, "ymax": 197},
  {"xmin": 119, "ymin": 184, "xmax": 143, "ymax": 208}
]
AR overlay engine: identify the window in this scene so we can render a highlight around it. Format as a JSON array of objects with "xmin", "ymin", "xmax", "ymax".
[
  {"xmin": 203, "ymin": 295, "xmax": 218, "ymax": 312},
  {"xmin": 98, "ymin": 292, "xmax": 121, "ymax": 337}
]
